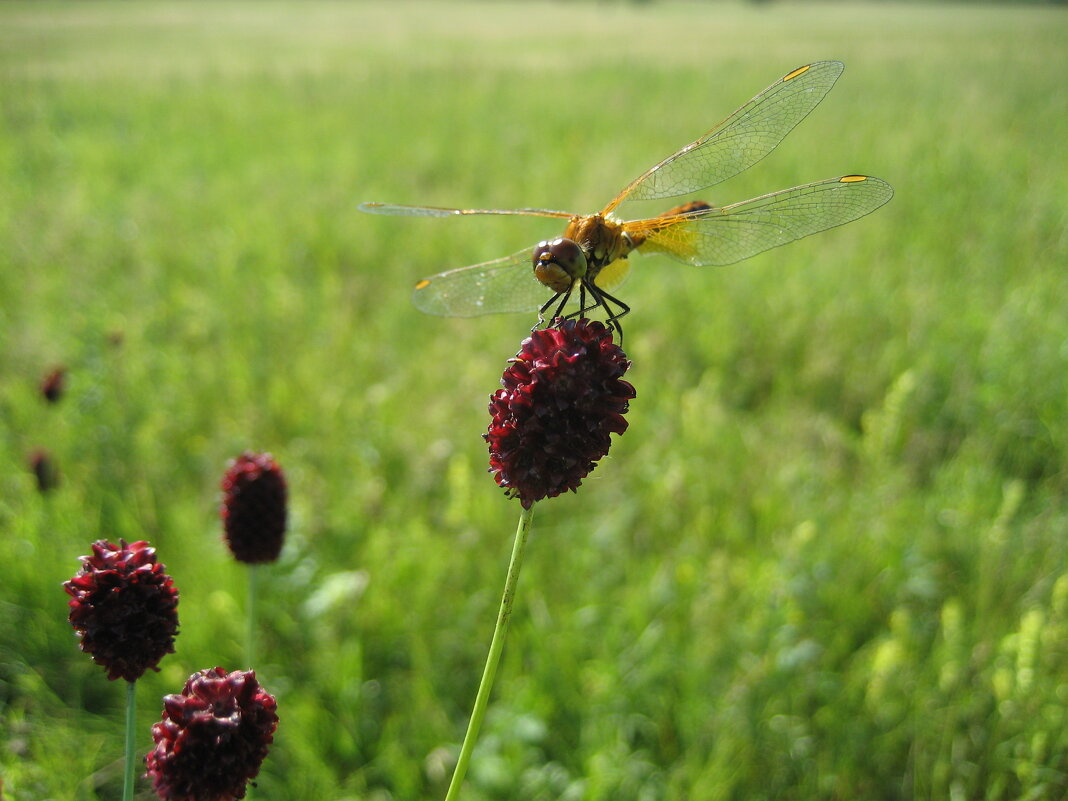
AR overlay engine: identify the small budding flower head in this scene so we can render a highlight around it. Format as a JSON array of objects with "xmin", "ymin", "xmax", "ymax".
[
  {"xmin": 220, "ymin": 452, "xmax": 288, "ymax": 564},
  {"xmin": 62, "ymin": 540, "xmax": 179, "ymax": 682},
  {"xmin": 40, "ymin": 366, "xmax": 67, "ymax": 403},
  {"xmin": 146, "ymin": 667, "xmax": 279, "ymax": 801},
  {"xmin": 28, "ymin": 448, "xmax": 59, "ymax": 492},
  {"xmin": 485, "ymin": 318, "xmax": 636, "ymax": 508}
]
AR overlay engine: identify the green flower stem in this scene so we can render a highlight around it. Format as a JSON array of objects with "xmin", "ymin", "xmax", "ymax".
[
  {"xmin": 247, "ymin": 563, "xmax": 259, "ymax": 668},
  {"xmin": 245, "ymin": 565, "xmax": 261, "ymax": 801},
  {"xmin": 444, "ymin": 504, "xmax": 535, "ymax": 801},
  {"xmin": 123, "ymin": 679, "xmax": 136, "ymax": 801}
]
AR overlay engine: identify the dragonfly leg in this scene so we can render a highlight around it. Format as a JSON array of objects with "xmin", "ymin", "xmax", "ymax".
[
  {"xmin": 561, "ymin": 280, "xmax": 605, "ymax": 320},
  {"xmin": 536, "ymin": 292, "xmax": 556, "ymax": 329},
  {"xmin": 574, "ymin": 282, "xmax": 606, "ymax": 319},
  {"xmin": 584, "ymin": 283, "xmax": 631, "ymax": 346},
  {"xmin": 550, "ymin": 285, "xmax": 574, "ymax": 324},
  {"xmin": 538, "ymin": 287, "xmax": 572, "ymax": 329}
]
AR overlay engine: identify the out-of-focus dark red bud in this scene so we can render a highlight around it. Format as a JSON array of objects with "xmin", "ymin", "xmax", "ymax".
[
  {"xmin": 40, "ymin": 366, "xmax": 66, "ymax": 403},
  {"xmin": 220, "ymin": 452, "xmax": 288, "ymax": 564},
  {"xmin": 29, "ymin": 448, "xmax": 60, "ymax": 492}
]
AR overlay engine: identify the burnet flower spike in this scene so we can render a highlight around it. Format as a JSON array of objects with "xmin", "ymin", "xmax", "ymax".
[
  {"xmin": 220, "ymin": 451, "xmax": 288, "ymax": 669},
  {"xmin": 40, "ymin": 365, "xmax": 67, "ymax": 403},
  {"xmin": 220, "ymin": 452, "xmax": 288, "ymax": 565},
  {"xmin": 146, "ymin": 667, "xmax": 279, "ymax": 801},
  {"xmin": 63, "ymin": 539, "xmax": 180, "ymax": 682},
  {"xmin": 444, "ymin": 318, "xmax": 634, "ymax": 801},
  {"xmin": 63, "ymin": 539, "xmax": 180, "ymax": 800},
  {"xmin": 28, "ymin": 447, "xmax": 59, "ymax": 493},
  {"xmin": 486, "ymin": 317, "xmax": 636, "ymax": 507}
]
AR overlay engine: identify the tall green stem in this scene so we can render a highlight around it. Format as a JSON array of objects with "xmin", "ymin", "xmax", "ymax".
[
  {"xmin": 123, "ymin": 679, "xmax": 136, "ymax": 801},
  {"xmin": 443, "ymin": 504, "xmax": 535, "ymax": 801},
  {"xmin": 244, "ymin": 565, "xmax": 262, "ymax": 800},
  {"xmin": 247, "ymin": 563, "xmax": 259, "ymax": 668}
]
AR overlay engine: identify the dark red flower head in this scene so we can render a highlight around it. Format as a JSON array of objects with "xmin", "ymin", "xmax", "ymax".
[
  {"xmin": 40, "ymin": 366, "xmax": 67, "ymax": 403},
  {"xmin": 146, "ymin": 667, "xmax": 279, "ymax": 801},
  {"xmin": 220, "ymin": 452, "xmax": 288, "ymax": 564},
  {"xmin": 485, "ymin": 318, "xmax": 635, "ymax": 508},
  {"xmin": 63, "ymin": 540, "xmax": 179, "ymax": 682}
]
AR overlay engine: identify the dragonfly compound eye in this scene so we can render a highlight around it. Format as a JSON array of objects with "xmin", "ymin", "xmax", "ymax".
[{"xmin": 532, "ymin": 238, "xmax": 587, "ymax": 293}]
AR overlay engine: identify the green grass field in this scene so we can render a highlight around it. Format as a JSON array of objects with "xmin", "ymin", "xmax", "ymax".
[{"xmin": 2, "ymin": 1, "xmax": 1068, "ymax": 798}]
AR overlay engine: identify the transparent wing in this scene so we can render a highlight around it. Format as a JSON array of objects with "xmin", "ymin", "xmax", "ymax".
[
  {"xmin": 412, "ymin": 246, "xmax": 553, "ymax": 317},
  {"xmin": 359, "ymin": 202, "xmax": 573, "ymax": 219},
  {"xmin": 637, "ymin": 176, "xmax": 893, "ymax": 266},
  {"xmin": 603, "ymin": 61, "xmax": 844, "ymax": 215},
  {"xmin": 593, "ymin": 257, "xmax": 631, "ymax": 293}
]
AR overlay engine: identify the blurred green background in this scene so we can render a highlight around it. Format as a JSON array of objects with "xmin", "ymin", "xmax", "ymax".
[{"xmin": 2, "ymin": 1, "xmax": 1067, "ymax": 799}]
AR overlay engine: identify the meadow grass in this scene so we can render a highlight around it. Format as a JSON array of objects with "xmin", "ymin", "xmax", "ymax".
[{"xmin": 2, "ymin": 1, "xmax": 1068, "ymax": 799}]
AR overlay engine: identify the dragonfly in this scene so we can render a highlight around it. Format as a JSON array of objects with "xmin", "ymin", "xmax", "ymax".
[{"xmin": 360, "ymin": 60, "xmax": 893, "ymax": 342}]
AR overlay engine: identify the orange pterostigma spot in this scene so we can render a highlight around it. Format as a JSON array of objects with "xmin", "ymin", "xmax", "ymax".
[{"xmin": 783, "ymin": 64, "xmax": 812, "ymax": 82}]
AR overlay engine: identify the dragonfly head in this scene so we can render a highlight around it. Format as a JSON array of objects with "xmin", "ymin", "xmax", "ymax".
[{"xmin": 533, "ymin": 238, "xmax": 587, "ymax": 293}]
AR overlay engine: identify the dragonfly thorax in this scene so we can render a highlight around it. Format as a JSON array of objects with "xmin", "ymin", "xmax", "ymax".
[{"xmin": 570, "ymin": 214, "xmax": 629, "ymax": 268}]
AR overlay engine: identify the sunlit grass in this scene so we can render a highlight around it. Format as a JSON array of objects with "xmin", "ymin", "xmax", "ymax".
[{"xmin": 2, "ymin": 2, "xmax": 1068, "ymax": 799}]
